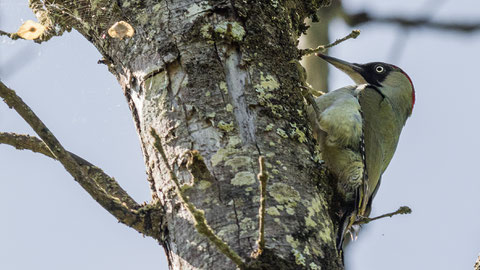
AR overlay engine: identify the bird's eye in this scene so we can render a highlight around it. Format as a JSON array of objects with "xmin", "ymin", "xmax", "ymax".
[{"xmin": 375, "ymin": 65, "xmax": 385, "ymax": 73}]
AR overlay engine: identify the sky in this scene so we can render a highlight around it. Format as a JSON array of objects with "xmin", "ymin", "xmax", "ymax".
[{"xmin": 1, "ymin": 1, "xmax": 480, "ymax": 269}]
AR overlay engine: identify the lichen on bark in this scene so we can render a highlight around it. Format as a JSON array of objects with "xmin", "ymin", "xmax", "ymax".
[{"xmin": 30, "ymin": 0, "xmax": 344, "ymax": 269}]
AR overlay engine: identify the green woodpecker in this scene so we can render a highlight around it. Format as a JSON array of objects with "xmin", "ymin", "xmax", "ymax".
[{"xmin": 308, "ymin": 53, "xmax": 415, "ymax": 248}]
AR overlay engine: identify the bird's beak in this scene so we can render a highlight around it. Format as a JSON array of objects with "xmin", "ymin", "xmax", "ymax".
[{"xmin": 316, "ymin": 53, "xmax": 368, "ymax": 85}]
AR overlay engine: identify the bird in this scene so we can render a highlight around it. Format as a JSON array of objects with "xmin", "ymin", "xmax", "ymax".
[{"xmin": 307, "ymin": 53, "xmax": 415, "ymax": 249}]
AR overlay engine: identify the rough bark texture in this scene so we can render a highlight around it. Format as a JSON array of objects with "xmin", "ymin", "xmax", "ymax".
[{"xmin": 36, "ymin": 0, "xmax": 344, "ymax": 269}]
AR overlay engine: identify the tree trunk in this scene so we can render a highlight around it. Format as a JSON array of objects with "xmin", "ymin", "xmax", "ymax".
[{"xmin": 35, "ymin": 0, "xmax": 343, "ymax": 269}]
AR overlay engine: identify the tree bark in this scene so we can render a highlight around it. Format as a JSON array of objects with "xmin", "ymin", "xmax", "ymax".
[{"xmin": 31, "ymin": 0, "xmax": 344, "ymax": 269}]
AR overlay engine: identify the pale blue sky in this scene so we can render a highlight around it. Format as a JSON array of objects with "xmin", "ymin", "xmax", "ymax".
[{"xmin": 1, "ymin": 1, "xmax": 479, "ymax": 269}]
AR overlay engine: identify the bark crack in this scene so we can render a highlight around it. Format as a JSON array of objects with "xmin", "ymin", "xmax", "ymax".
[
  {"xmin": 232, "ymin": 199, "xmax": 243, "ymax": 249},
  {"xmin": 164, "ymin": 0, "xmax": 183, "ymax": 61},
  {"xmin": 212, "ymin": 41, "xmax": 228, "ymax": 104},
  {"xmin": 210, "ymin": 168, "xmax": 224, "ymax": 204}
]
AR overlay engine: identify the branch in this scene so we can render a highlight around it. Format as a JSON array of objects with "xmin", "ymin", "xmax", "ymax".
[
  {"xmin": 150, "ymin": 128, "xmax": 246, "ymax": 269},
  {"xmin": 252, "ymin": 156, "xmax": 268, "ymax": 258},
  {"xmin": 354, "ymin": 206, "xmax": 412, "ymax": 226},
  {"xmin": 300, "ymin": 29, "xmax": 360, "ymax": 56},
  {"xmin": 0, "ymin": 81, "xmax": 158, "ymax": 236},
  {"xmin": 344, "ymin": 11, "xmax": 480, "ymax": 33},
  {"xmin": 0, "ymin": 131, "xmax": 141, "ymax": 209},
  {"xmin": 0, "ymin": 132, "xmax": 55, "ymax": 159},
  {"xmin": 0, "ymin": 1, "xmax": 66, "ymax": 42},
  {"xmin": 0, "ymin": 20, "xmax": 48, "ymax": 41},
  {"xmin": 0, "ymin": 30, "xmax": 21, "ymax": 40}
]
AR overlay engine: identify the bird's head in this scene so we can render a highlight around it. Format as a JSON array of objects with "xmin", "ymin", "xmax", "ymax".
[{"xmin": 317, "ymin": 53, "xmax": 415, "ymax": 118}]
